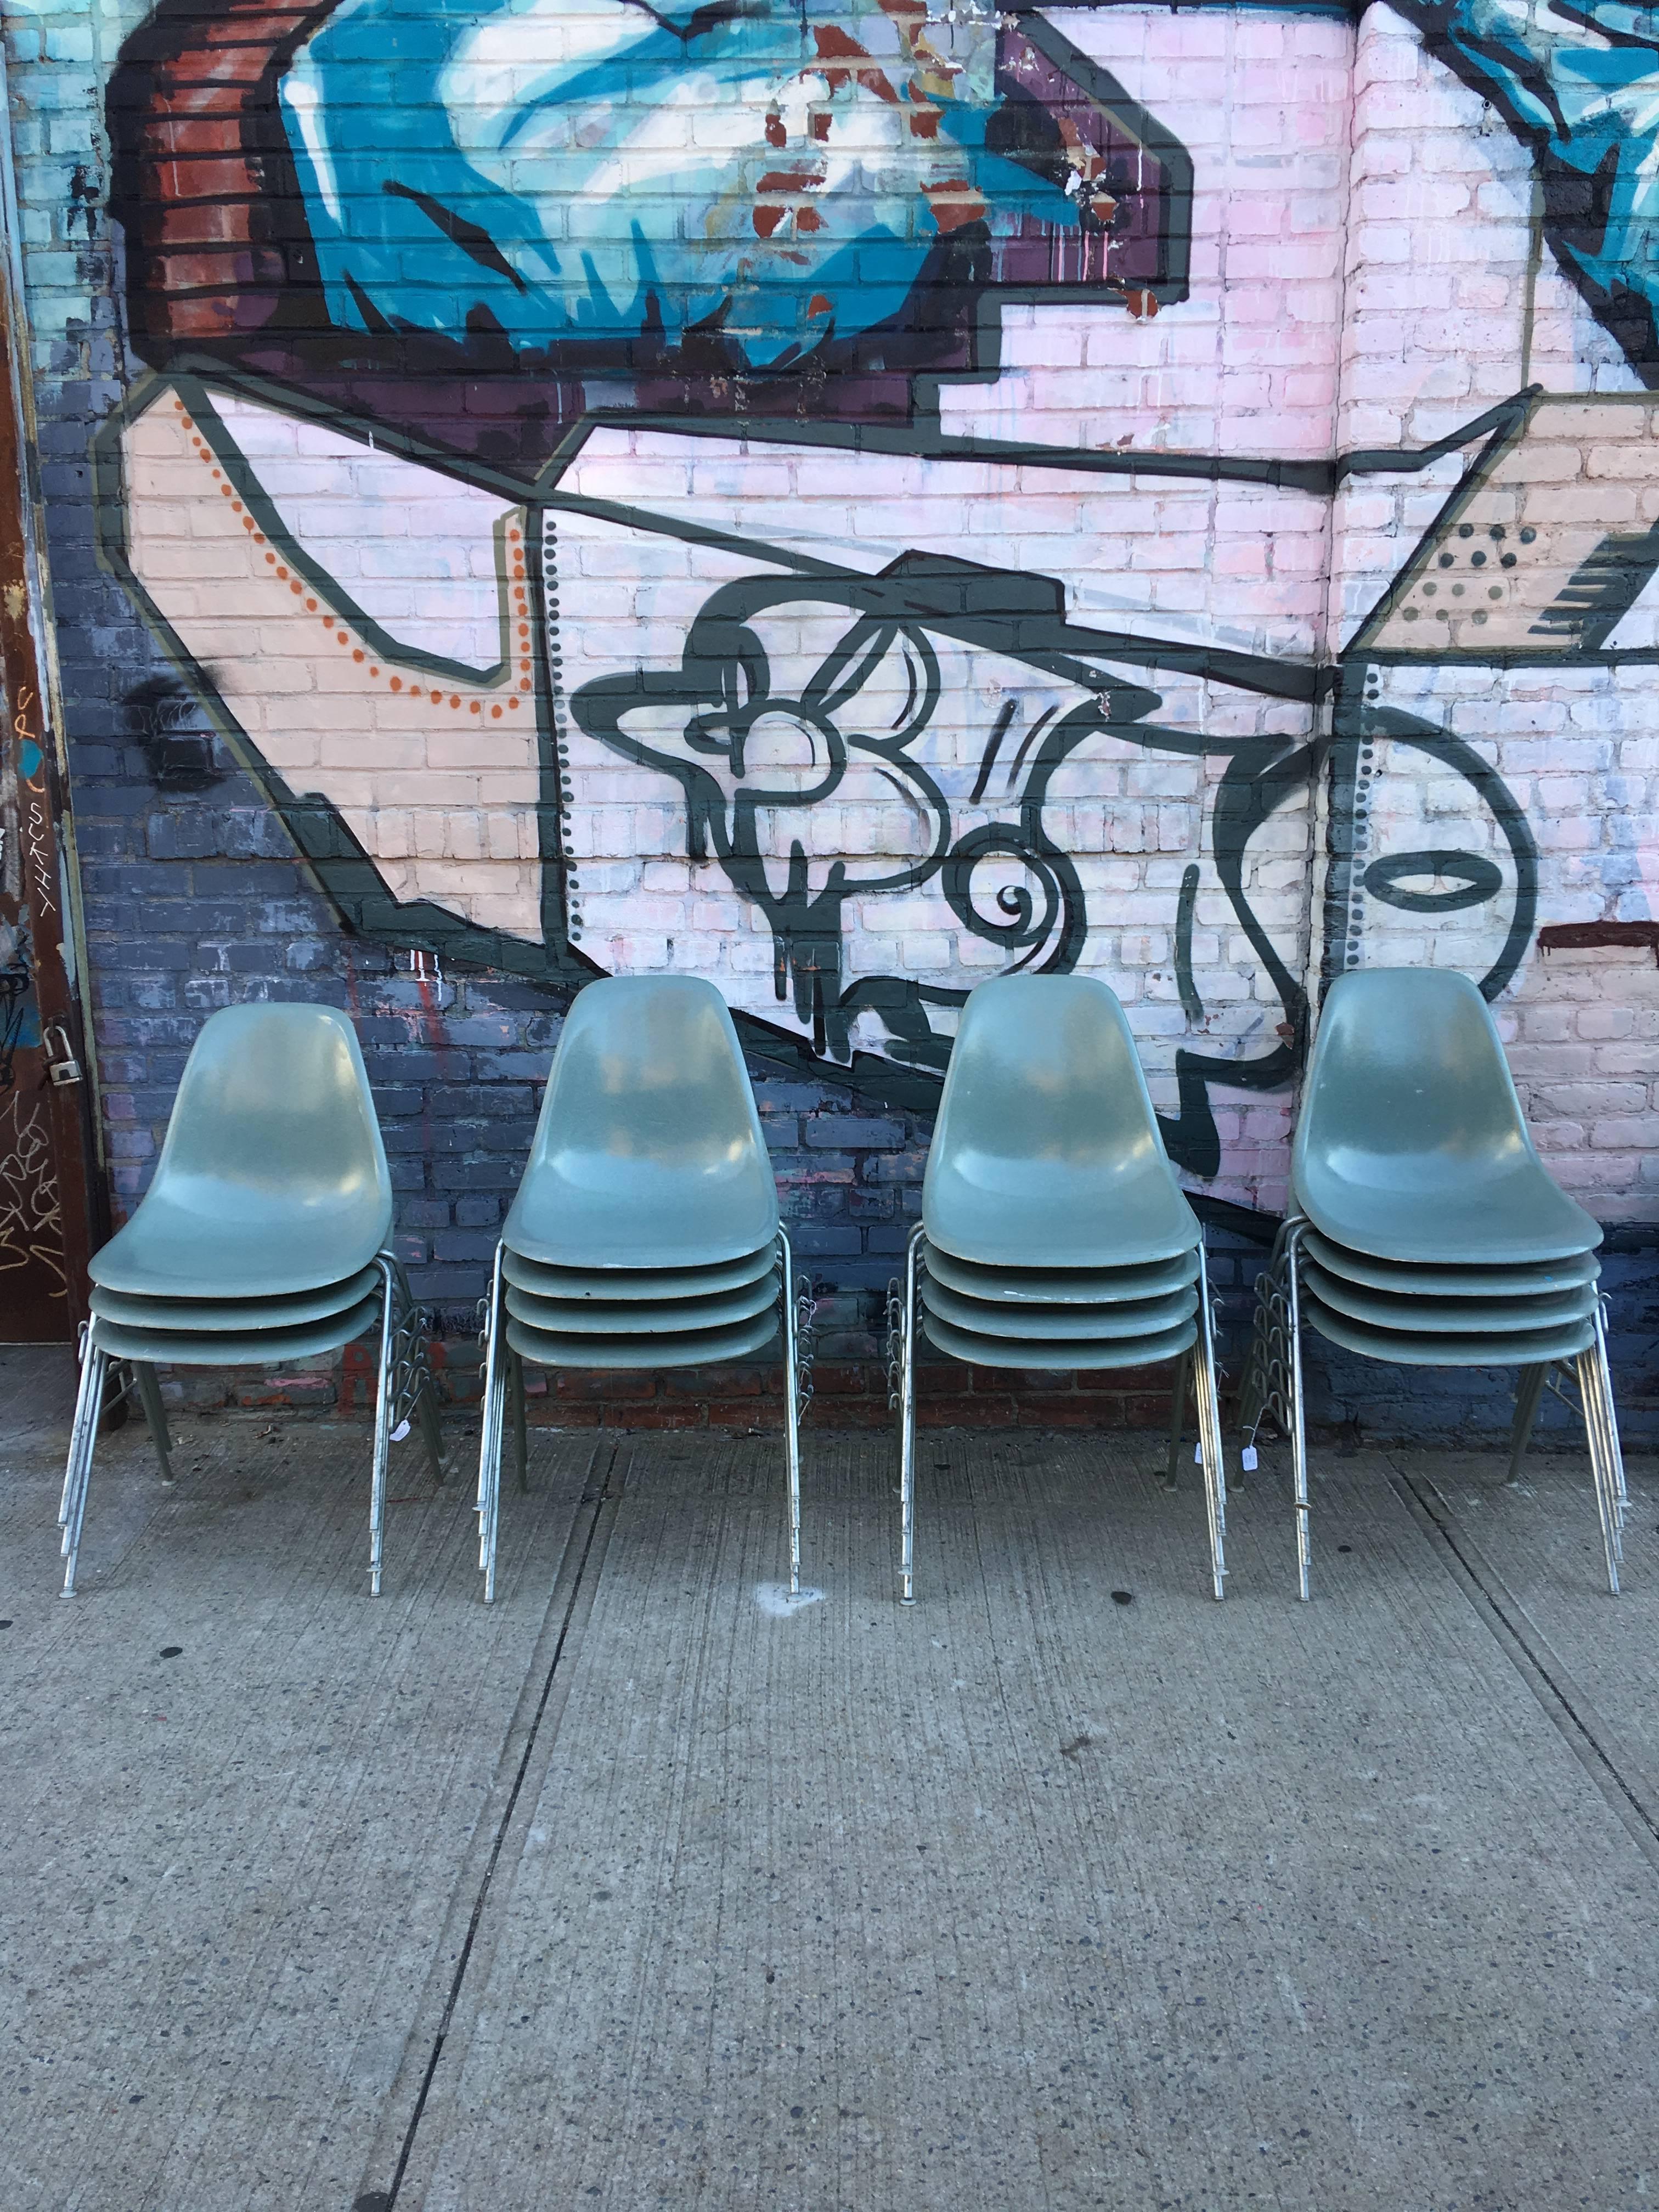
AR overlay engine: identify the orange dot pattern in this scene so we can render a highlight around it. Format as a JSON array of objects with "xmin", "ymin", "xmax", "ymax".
[{"xmin": 171, "ymin": 394, "xmax": 529, "ymax": 719}]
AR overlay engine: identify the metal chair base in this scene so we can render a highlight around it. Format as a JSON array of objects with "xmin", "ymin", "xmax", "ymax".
[
  {"xmin": 58, "ymin": 1251, "xmax": 445, "ymax": 1598},
  {"xmin": 474, "ymin": 1230, "xmax": 811, "ymax": 1603},
  {"xmin": 886, "ymin": 1228, "xmax": 1229, "ymax": 1605},
  {"xmin": 1237, "ymin": 1216, "xmax": 1626, "ymax": 1598}
]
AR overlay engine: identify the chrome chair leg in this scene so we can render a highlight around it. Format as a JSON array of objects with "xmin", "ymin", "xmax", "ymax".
[
  {"xmin": 780, "ymin": 1229, "xmax": 803, "ymax": 1596},
  {"xmin": 60, "ymin": 1334, "xmax": 110, "ymax": 1598},
  {"xmin": 1284, "ymin": 1222, "xmax": 1311, "ymax": 1600},
  {"xmin": 476, "ymin": 1243, "xmax": 509, "ymax": 1602},
  {"xmin": 131, "ymin": 1361, "xmax": 174, "ymax": 1484},
  {"xmin": 1574, "ymin": 1340, "xmax": 1620, "ymax": 1595},
  {"xmin": 1164, "ymin": 1347, "xmax": 1190, "ymax": 1492},
  {"xmin": 1506, "ymin": 1363, "xmax": 1549, "ymax": 1485},
  {"xmin": 1592, "ymin": 1301, "xmax": 1628, "ymax": 1528},
  {"xmin": 1573, "ymin": 1302, "xmax": 1626, "ymax": 1595},
  {"xmin": 1239, "ymin": 1218, "xmax": 1311, "ymax": 1598},
  {"xmin": 898, "ymin": 1225, "xmax": 923, "ymax": 1604},
  {"xmin": 368, "ymin": 1256, "xmax": 399, "ymax": 1598},
  {"xmin": 1193, "ymin": 1245, "xmax": 1228, "ymax": 1601}
]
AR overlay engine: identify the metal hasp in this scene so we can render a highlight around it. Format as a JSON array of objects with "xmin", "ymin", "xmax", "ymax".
[
  {"xmin": 887, "ymin": 973, "xmax": 1227, "ymax": 1605},
  {"xmin": 474, "ymin": 975, "xmax": 810, "ymax": 1602},
  {"xmin": 57, "ymin": 1004, "xmax": 444, "ymax": 1596},
  {"xmin": 1238, "ymin": 968, "xmax": 1622, "ymax": 1598}
]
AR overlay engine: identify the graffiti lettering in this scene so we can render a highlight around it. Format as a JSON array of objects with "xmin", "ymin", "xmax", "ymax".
[{"xmin": 88, "ymin": 0, "xmax": 1659, "ymax": 1220}]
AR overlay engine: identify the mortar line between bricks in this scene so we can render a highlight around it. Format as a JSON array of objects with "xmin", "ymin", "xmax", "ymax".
[
  {"xmin": 1388, "ymin": 1458, "xmax": 1659, "ymax": 1875},
  {"xmin": 371, "ymin": 1437, "xmax": 625, "ymax": 2212}
]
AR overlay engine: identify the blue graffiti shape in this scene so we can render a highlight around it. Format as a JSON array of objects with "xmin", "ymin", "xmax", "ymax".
[
  {"xmin": 1399, "ymin": 0, "xmax": 1659, "ymax": 380},
  {"xmin": 280, "ymin": 0, "xmax": 1100, "ymax": 370}
]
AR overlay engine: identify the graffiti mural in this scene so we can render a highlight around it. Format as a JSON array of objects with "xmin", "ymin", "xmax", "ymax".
[{"xmin": 94, "ymin": 0, "xmax": 1659, "ymax": 1215}]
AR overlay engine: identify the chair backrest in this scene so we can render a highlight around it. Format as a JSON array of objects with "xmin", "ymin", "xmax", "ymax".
[
  {"xmin": 923, "ymin": 974, "xmax": 1195, "ymax": 1264},
  {"xmin": 511, "ymin": 976, "xmax": 778, "ymax": 1263},
  {"xmin": 1295, "ymin": 969, "xmax": 1534, "ymax": 1186},
  {"xmin": 149, "ymin": 1002, "xmax": 392, "ymax": 1228}
]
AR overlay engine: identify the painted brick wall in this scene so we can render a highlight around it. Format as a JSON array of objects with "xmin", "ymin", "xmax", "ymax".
[{"xmin": 5, "ymin": 0, "xmax": 1658, "ymax": 1438}]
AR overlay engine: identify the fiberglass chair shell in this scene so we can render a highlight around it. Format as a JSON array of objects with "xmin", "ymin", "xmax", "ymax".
[
  {"xmin": 1237, "ymin": 968, "xmax": 1621, "ymax": 1598},
  {"xmin": 59, "ymin": 1004, "xmax": 444, "ymax": 1598},
  {"xmin": 475, "ymin": 977, "xmax": 808, "ymax": 1602},
  {"xmin": 922, "ymin": 973, "xmax": 1199, "ymax": 1271},
  {"xmin": 888, "ymin": 974, "xmax": 1227, "ymax": 1605},
  {"xmin": 1291, "ymin": 967, "xmax": 1600, "ymax": 1268}
]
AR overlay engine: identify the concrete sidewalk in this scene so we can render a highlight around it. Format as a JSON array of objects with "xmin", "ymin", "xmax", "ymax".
[{"xmin": 3, "ymin": 1351, "xmax": 1658, "ymax": 2211}]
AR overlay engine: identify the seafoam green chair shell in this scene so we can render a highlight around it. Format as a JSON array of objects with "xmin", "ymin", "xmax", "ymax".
[
  {"xmin": 924, "ymin": 974, "xmax": 1199, "ymax": 1269},
  {"xmin": 1293, "ymin": 969, "xmax": 1601, "ymax": 1266},
  {"xmin": 920, "ymin": 1276, "xmax": 1197, "ymax": 1342},
  {"xmin": 89, "ymin": 1293, "xmax": 384, "ymax": 1368},
  {"xmin": 1300, "ymin": 1291, "xmax": 1594, "ymax": 1370},
  {"xmin": 504, "ymin": 977, "xmax": 779, "ymax": 1269},
  {"xmin": 1299, "ymin": 1226, "xmax": 1599, "ymax": 1300},
  {"xmin": 921, "ymin": 1243, "xmax": 1199, "ymax": 1306},
  {"xmin": 90, "ymin": 1005, "xmax": 393, "ymax": 1298},
  {"xmin": 505, "ymin": 1310, "xmax": 780, "ymax": 1370},
  {"xmin": 922, "ymin": 1310, "xmax": 1199, "ymax": 1372},
  {"xmin": 501, "ymin": 1248, "xmax": 777, "ymax": 1302},
  {"xmin": 1301, "ymin": 1257, "xmax": 1596, "ymax": 1336},
  {"xmin": 89, "ymin": 1264, "xmax": 381, "ymax": 1334},
  {"xmin": 504, "ymin": 1270, "xmax": 780, "ymax": 1336}
]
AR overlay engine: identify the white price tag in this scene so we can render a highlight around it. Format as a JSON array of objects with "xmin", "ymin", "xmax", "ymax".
[{"xmin": 1240, "ymin": 1446, "xmax": 1258, "ymax": 1472}]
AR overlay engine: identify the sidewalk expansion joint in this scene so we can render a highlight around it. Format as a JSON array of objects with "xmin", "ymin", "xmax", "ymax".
[
  {"xmin": 369, "ymin": 1437, "xmax": 623, "ymax": 2212},
  {"xmin": 1390, "ymin": 1458, "xmax": 1659, "ymax": 1871}
]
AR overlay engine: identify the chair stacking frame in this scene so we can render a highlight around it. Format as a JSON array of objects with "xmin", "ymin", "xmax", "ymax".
[
  {"xmin": 57, "ymin": 1005, "xmax": 444, "ymax": 1597},
  {"xmin": 475, "ymin": 1231, "xmax": 812, "ymax": 1602},
  {"xmin": 472, "ymin": 977, "xmax": 812, "ymax": 1604},
  {"xmin": 60, "ymin": 1253, "xmax": 445, "ymax": 1598},
  {"xmin": 884, "ymin": 974, "xmax": 1228, "ymax": 1605},
  {"xmin": 1237, "ymin": 969, "xmax": 1623, "ymax": 1599}
]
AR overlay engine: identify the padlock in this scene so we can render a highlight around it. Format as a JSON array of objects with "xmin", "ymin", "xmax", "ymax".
[{"xmin": 44, "ymin": 1020, "xmax": 82, "ymax": 1087}]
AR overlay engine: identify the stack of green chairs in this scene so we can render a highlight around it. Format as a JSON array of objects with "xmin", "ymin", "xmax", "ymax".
[
  {"xmin": 59, "ymin": 1003, "xmax": 444, "ymax": 1597},
  {"xmin": 476, "ymin": 976, "xmax": 807, "ymax": 1601},
  {"xmin": 888, "ymin": 974, "xmax": 1227, "ymax": 1604},
  {"xmin": 1239, "ymin": 968, "xmax": 1622, "ymax": 1597}
]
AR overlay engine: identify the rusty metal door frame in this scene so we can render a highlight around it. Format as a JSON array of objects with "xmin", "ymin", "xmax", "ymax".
[{"xmin": 0, "ymin": 57, "xmax": 103, "ymax": 1339}]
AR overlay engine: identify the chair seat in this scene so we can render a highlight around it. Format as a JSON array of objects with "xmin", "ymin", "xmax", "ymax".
[
  {"xmin": 89, "ymin": 1264, "xmax": 380, "ymax": 1333},
  {"xmin": 1302, "ymin": 1257, "xmax": 1596, "ymax": 1336},
  {"xmin": 505, "ymin": 1308, "xmax": 779, "ymax": 1369},
  {"xmin": 921, "ymin": 1242, "xmax": 1198, "ymax": 1306},
  {"xmin": 1300, "ymin": 1226, "xmax": 1598, "ymax": 1300},
  {"xmin": 91, "ymin": 1199, "xmax": 391, "ymax": 1300},
  {"xmin": 921, "ymin": 1276, "xmax": 1196, "ymax": 1341},
  {"xmin": 1300, "ymin": 1289, "xmax": 1594, "ymax": 1368},
  {"xmin": 1296, "ymin": 1160, "xmax": 1600, "ymax": 1269},
  {"xmin": 501, "ymin": 1245, "xmax": 776, "ymax": 1301},
  {"xmin": 89, "ymin": 1292, "xmax": 382, "ymax": 1367},
  {"xmin": 921, "ymin": 1309, "xmax": 1197, "ymax": 1371},
  {"xmin": 926, "ymin": 1166, "xmax": 1197, "ymax": 1272},
  {"xmin": 504, "ymin": 1270, "xmax": 778, "ymax": 1335}
]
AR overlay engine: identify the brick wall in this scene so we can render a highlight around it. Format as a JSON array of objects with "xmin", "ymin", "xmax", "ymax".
[{"xmin": 7, "ymin": 0, "xmax": 1658, "ymax": 1436}]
